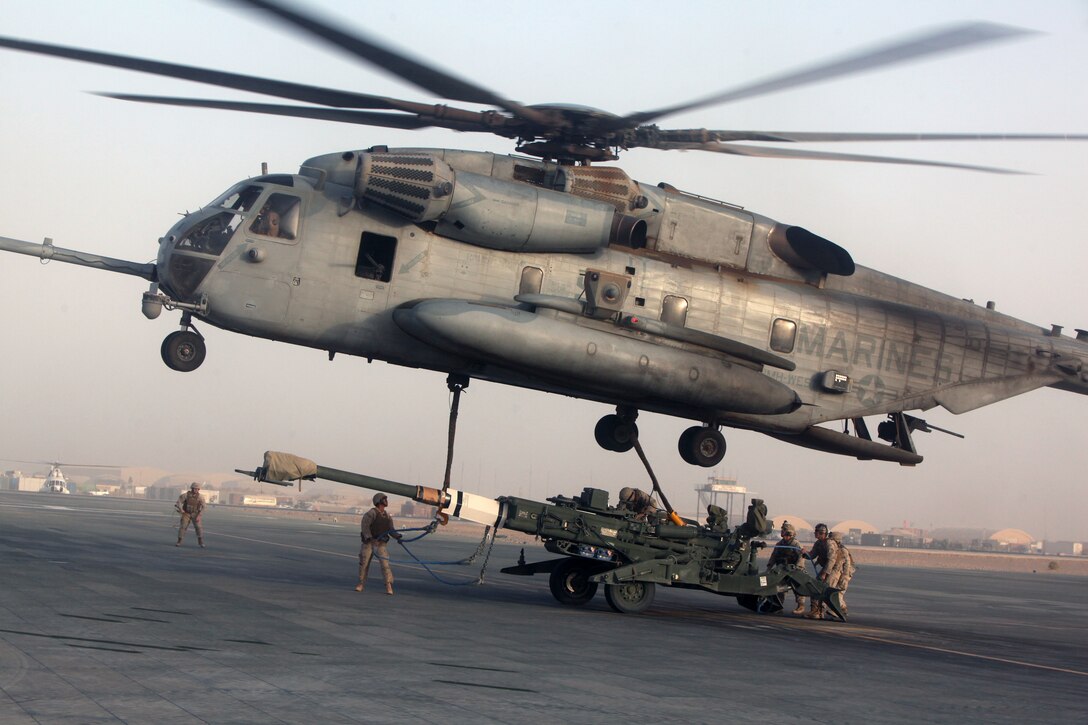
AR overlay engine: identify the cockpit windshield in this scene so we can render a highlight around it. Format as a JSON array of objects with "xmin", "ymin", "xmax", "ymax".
[
  {"xmin": 176, "ymin": 211, "xmax": 243, "ymax": 256},
  {"xmin": 212, "ymin": 184, "xmax": 263, "ymax": 213}
]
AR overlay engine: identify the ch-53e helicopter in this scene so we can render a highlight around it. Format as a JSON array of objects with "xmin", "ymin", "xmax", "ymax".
[{"xmin": 0, "ymin": 1, "xmax": 1086, "ymax": 470}]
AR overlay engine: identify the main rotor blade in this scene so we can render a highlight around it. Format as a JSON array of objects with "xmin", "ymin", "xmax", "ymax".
[
  {"xmin": 227, "ymin": 0, "xmax": 553, "ymax": 126},
  {"xmin": 0, "ymin": 35, "xmax": 413, "ymax": 110},
  {"xmin": 618, "ymin": 22, "xmax": 1036, "ymax": 128},
  {"xmin": 659, "ymin": 142, "xmax": 1023, "ymax": 174},
  {"xmin": 97, "ymin": 93, "xmax": 473, "ymax": 130},
  {"xmin": 654, "ymin": 129, "xmax": 1088, "ymax": 144}
]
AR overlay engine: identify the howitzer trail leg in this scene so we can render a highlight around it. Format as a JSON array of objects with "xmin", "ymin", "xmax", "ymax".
[{"xmin": 822, "ymin": 589, "xmax": 846, "ymax": 621}]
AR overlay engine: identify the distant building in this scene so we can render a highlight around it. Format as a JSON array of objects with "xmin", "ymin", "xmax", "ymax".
[
  {"xmin": 861, "ymin": 532, "xmax": 925, "ymax": 548},
  {"xmin": 1, "ymin": 470, "xmax": 46, "ymax": 492},
  {"xmin": 770, "ymin": 515, "xmax": 814, "ymax": 540},
  {"xmin": 1041, "ymin": 541, "xmax": 1083, "ymax": 556},
  {"xmin": 832, "ymin": 519, "xmax": 879, "ymax": 535},
  {"xmin": 240, "ymin": 494, "xmax": 277, "ymax": 507},
  {"xmin": 146, "ymin": 480, "xmax": 218, "ymax": 504},
  {"xmin": 399, "ymin": 501, "xmax": 434, "ymax": 518},
  {"xmin": 989, "ymin": 528, "xmax": 1034, "ymax": 546}
]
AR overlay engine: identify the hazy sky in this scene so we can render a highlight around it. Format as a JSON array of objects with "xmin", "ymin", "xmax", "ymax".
[{"xmin": 1, "ymin": 1, "xmax": 1086, "ymax": 539}]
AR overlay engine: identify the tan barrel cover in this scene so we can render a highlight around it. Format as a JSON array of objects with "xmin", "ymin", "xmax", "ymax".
[{"xmin": 263, "ymin": 451, "xmax": 318, "ymax": 480}]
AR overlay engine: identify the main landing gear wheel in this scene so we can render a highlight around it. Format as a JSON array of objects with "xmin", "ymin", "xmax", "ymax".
[
  {"xmin": 604, "ymin": 581, "xmax": 655, "ymax": 614},
  {"xmin": 678, "ymin": 426, "xmax": 726, "ymax": 467},
  {"xmin": 548, "ymin": 558, "xmax": 599, "ymax": 606},
  {"xmin": 594, "ymin": 414, "xmax": 638, "ymax": 453},
  {"xmin": 161, "ymin": 330, "xmax": 206, "ymax": 372}
]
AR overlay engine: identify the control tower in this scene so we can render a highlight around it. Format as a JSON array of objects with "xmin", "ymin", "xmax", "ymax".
[{"xmin": 694, "ymin": 477, "xmax": 753, "ymax": 528}]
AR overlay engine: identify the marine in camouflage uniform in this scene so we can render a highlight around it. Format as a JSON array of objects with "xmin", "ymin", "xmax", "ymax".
[
  {"xmin": 766, "ymin": 521, "xmax": 807, "ymax": 615},
  {"xmin": 617, "ymin": 487, "xmax": 659, "ymax": 521},
  {"xmin": 805, "ymin": 523, "xmax": 843, "ymax": 619},
  {"xmin": 175, "ymin": 483, "xmax": 206, "ymax": 548},
  {"xmin": 826, "ymin": 531, "xmax": 857, "ymax": 616},
  {"xmin": 356, "ymin": 493, "xmax": 402, "ymax": 595}
]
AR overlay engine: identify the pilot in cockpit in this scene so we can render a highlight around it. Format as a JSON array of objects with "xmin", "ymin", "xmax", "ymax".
[{"xmin": 252, "ymin": 207, "xmax": 284, "ymax": 238}]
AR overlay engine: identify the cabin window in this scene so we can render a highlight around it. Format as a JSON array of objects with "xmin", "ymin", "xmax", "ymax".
[
  {"xmin": 519, "ymin": 266, "xmax": 544, "ymax": 295},
  {"xmin": 249, "ymin": 193, "xmax": 301, "ymax": 241},
  {"xmin": 661, "ymin": 295, "xmax": 689, "ymax": 327},
  {"xmin": 356, "ymin": 232, "xmax": 397, "ymax": 282},
  {"xmin": 770, "ymin": 318, "xmax": 797, "ymax": 353}
]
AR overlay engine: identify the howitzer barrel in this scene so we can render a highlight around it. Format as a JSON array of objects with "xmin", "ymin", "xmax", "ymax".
[{"xmin": 253, "ymin": 451, "xmax": 504, "ymax": 527}]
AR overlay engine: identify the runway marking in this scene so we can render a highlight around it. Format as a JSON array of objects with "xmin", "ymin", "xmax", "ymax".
[
  {"xmin": 434, "ymin": 679, "xmax": 535, "ymax": 693},
  {"xmin": 104, "ymin": 613, "xmax": 170, "ymax": 623},
  {"xmin": 0, "ymin": 501, "xmax": 168, "ymax": 516},
  {"xmin": 213, "ymin": 531, "xmax": 491, "ymax": 583},
  {"xmin": 829, "ymin": 629, "xmax": 1088, "ymax": 678},
  {"xmin": 132, "ymin": 606, "xmax": 192, "ymax": 616},
  {"xmin": 214, "ymin": 531, "xmax": 356, "ymax": 559},
  {"xmin": 0, "ymin": 628, "xmax": 205, "ymax": 652},
  {"xmin": 67, "ymin": 643, "xmax": 142, "ymax": 654},
  {"xmin": 429, "ymin": 662, "xmax": 520, "ymax": 673},
  {"xmin": 58, "ymin": 613, "xmax": 125, "ymax": 624}
]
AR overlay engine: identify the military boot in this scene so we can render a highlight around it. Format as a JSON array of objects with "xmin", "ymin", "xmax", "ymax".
[
  {"xmin": 355, "ymin": 565, "xmax": 366, "ymax": 592},
  {"xmin": 385, "ymin": 583, "xmax": 394, "ymax": 596},
  {"xmin": 792, "ymin": 604, "xmax": 805, "ymax": 615}
]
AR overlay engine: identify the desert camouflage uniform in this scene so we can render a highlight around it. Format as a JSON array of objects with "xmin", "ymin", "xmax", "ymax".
[
  {"xmin": 358, "ymin": 505, "xmax": 398, "ymax": 592},
  {"xmin": 617, "ymin": 487, "xmax": 659, "ymax": 521},
  {"xmin": 806, "ymin": 532, "xmax": 843, "ymax": 619},
  {"xmin": 175, "ymin": 488, "xmax": 205, "ymax": 547},
  {"xmin": 826, "ymin": 532, "xmax": 857, "ymax": 615},
  {"xmin": 767, "ymin": 527, "xmax": 807, "ymax": 614}
]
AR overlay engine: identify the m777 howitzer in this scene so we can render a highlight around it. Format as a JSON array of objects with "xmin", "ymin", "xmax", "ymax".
[{"xmin": 245, "ymin": 451, "xmax": 844, "ymax": 620}]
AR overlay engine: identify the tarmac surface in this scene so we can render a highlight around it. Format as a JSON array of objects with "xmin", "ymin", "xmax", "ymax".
[{"xmin": 1, "ymin": 490, "xmax": 1085, "ymax": 724}]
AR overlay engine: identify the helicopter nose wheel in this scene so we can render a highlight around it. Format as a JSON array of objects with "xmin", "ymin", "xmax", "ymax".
[
  {"xmin": 594, "ymin": 407, "xmax": 639, "ymax": 453},
  {"xmin": 161, "ymin": 330, "xmax": 206, "ymax": 372},
  {"xmin": 678, "ymin": 426, "xmax": 726, "ymax": 467}
]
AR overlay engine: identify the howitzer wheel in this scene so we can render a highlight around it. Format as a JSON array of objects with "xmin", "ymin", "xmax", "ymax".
[
  {"xmin": 549, "ymin": 558, "xmax": 599, "ymax": 606},
  {"xmin": 604, "ymin": 581, "xmax": 655, "ymax": 614}
]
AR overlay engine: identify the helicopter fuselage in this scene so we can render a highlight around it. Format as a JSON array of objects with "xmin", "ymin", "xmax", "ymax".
[{"xmin": 122, "ymin": 146, "xmax": 1087, "ymax": 465}]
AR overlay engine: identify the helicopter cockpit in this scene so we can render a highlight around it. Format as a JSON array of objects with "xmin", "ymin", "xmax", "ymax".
[{"xmin": 161, "ymin": 183, "xmax": 302, "ymax": 300}]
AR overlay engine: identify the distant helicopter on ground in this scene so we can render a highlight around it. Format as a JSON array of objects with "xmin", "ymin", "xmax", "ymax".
[
  {"xmin": 0, "ymin": 1, "xmax": 1085, "ymax": 469},
  {"xmin": 2, "ymin": 460, "xmax": 119, "ymax": 494}
]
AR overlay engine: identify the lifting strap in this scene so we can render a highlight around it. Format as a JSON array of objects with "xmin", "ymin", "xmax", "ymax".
[
  {"xmin": 631, "ymin": 433, "xmax": 685, "ymax": 526},
  {"xmin": 373, "ymin": 372, "xmax": 500, "ymax": 585},
  {"xmin": 434, "ymin": 373, "xmax": 470, "ymax": 525}
]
